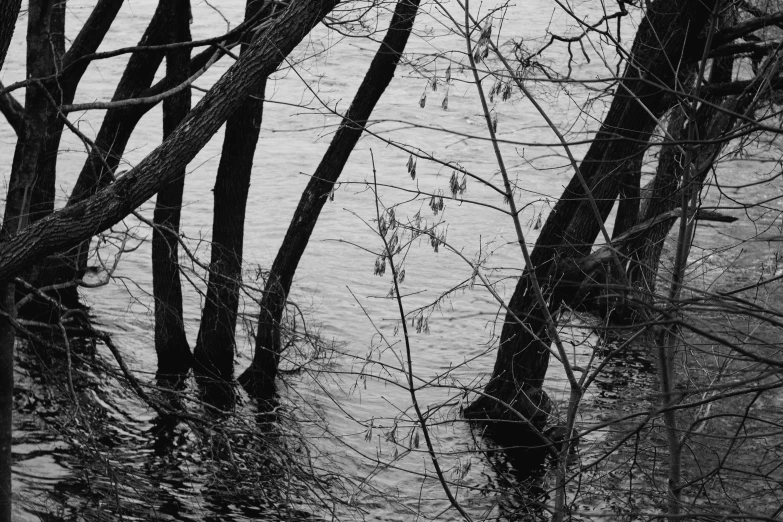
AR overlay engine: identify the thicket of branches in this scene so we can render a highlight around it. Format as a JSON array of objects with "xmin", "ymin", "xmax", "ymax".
[{"xmin": 2, "ymin": 0, "xmax": 783, "ymax": 520}]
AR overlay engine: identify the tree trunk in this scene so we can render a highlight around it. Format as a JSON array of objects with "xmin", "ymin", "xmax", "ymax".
[
  {"xmin": 627, "ymin": 54, "xmax": 740, "ymax": 306},
  {"xmin": 9, "ymin": 0, "xmax": 123, "ymax": 321},
  {"xmin": 464, "ymin": 0, "xmax": 715, "ymax": 427},
  {"xmin": 193, "ymin": 0, "xmax": 270, "ymax": 384},
  {"xmin": 153, "ymin": 0, "xmax": 192, "ymax": 379},
  {"xmin": 0, "ymin": 284, "xmax": 14, "ymax": 522},
  {"xmin": 69, "ymin": 0, "xmax": 170, "ymax": 208},
  {"xmin": 0, "ymin": 3, "xmax": 335, "ymax": 515},
  {"xmin": 67, "ymin": 1, "xmax": 237, "ymax": 283},
  {"xmin": 238, "ymin": 0, "xmax": 421, "ymax": 397},
  {"xmin": 0, "ymin": 0, "xmax": 22, "ymax": 73},
  {"xmin": 68, "ymin": 0, "xmax": 241, "ymax": 209},
  {"xmin": 5, "ymin": 0, "xmax": 64, "ymax": 234},
  {"xmin": 28, "ymin": 0, "xmax": 124, "ymax": 225}
]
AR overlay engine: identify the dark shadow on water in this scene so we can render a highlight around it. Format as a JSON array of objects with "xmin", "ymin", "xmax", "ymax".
[
  {"xmin": 469, "ymin": 421, "xmax": 552, "ymax": 521},
  {"xmin": 13, "ymin": 341, "xmax": 331, "ymax": 521}
]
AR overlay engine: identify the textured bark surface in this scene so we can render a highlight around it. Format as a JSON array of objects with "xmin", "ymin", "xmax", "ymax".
[
  {"xmin": 0, "ymin": 5, "xmax": 24, "ymax": 517},
  {"xmin": 193, "ymin": 0, "xmax": 269, "ymax": 383},
  {"xmin": 238, "ymin": 0, "xmax": 420, "ymax": 397},
  {"xmin": 5, "ymin": 0, "xmax": 65, "ymax": 235},
  {"xmin": 5, "ymin": 0, "xmax": 123, "ymax": 321},
  {"xmin": 0, "ymin": 0, "xmax": 338, "ymax": 283},
  {"xmin": 153, "ymin": 0, "xmax": 192, "ymax": 378},
  {"xmin": 29, "ymin": 0, "xmax": 124, "ymax": 224},
  {"xmin": 0, "ymin": 284, "xmax": 14, "ymax": 522},
  {"xmin": 465, "ymin": 0, "xmax": 715, "ymax": 426}
]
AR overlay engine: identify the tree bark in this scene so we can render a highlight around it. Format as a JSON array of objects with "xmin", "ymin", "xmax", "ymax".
[
  {"xmin": 0, "ymin": 285, "xmax": 14, "ymax": 522},
  {"xmin": 28, "ymin": 0, "xmax": 124, "ymax": 224},
  {"xmin": 193, "ymin": 0, "xmax": 270, "ymax": 383},
  {"xmin": 8, "ymin": 0, "xmax": 123, "ymax": 321},
  {"xmin": 464, "ymin": 0, "xmax": 716, "ymax": 427},
  {"xmin": 238, "ymin": 0, "xmax": 421, "ymax": 397},
  {"xmin": 153, "ymin": 0, "xmax": 192, "ymax": 378}
]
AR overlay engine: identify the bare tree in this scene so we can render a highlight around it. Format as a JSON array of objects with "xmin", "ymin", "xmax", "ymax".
[{"xmin": 238, "ymin": 0, "xmax": 422, "ymax": 397}]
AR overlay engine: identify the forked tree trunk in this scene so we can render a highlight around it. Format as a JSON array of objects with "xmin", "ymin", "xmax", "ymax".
[
  {"xmin": 3, "ymin": 0, "xmax": 66, "ymax": 324},
  {"xmin": 464, "ymin": 0, "xmax": 715, "ymax": 428},
  {"xmin": 627, "ymin": 55, "xmax": 740, "ymax": 304},
  {"xmin": 69, "ymin": 0, "xmax": 171, "ymax": 209},
  {"xmin": 68, "ymin": 0, "xmax": 247, "ymax": 209},
  {"xmin": 238, "ymin": 0, "xmax": 421, "ymax": 397},
  {"xmin": 67, "ymin": 1, "xmax": 244, "ymax": 284},
  {"xmin": 153, "ymin": 0, "xmax": 192, "ymax": 379},
  {"xmin": 29, "ymin": 0, "xmax": 124, "ymax": 225},
  {"xmin": 9, "ymin": 0, "xmax": 123, "ymax": 321},
  {"xmin": 193, "ymin": 0, "xmax": 270, "ymax": 383}
]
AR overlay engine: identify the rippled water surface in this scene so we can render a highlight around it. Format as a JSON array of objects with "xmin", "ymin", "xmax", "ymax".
[{"xmin": 4, "ymin": 1, "xmax": 783, "ymax": 520}]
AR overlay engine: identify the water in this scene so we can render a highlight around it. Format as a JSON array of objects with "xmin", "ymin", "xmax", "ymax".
[{"xmin": 4, "ymin": 1, "xmax": 783, "ymax": 520}]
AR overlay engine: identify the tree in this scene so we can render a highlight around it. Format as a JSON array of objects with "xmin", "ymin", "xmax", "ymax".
[
  {"xmin": 152, "ymin": 0, "xmax": 193, "ymax": 379},
  {"xmin": 238, "ymin": 0, "xmax": 422, "ymax": 397},
  {"xmin": 0, "ymin": 1, "xmax": 338, "ymax": 518},
  {"xmin": 193, "ymin": 0, "xmax": 272, "ymax": 386},
  {"xmin": 4, "ymin": 0, "xmax": 783, "ymax": 519},
  {"xmin": 464, "ymin": 0, "xmax": 715, "ymax": 428}
]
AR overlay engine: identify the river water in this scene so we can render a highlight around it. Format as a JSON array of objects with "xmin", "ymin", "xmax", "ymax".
[{"xmin": 4, "ymin": 1, "xmax": 782, "ymax": 520}]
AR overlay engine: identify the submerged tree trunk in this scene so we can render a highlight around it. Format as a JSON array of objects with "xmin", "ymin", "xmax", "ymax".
[
  {"xmin": 0, "ymin": 285, "xmax": 13, "ymax": 522},
  {"xmin": 464, "ymin": 0, "xmax": 715, "ymax": 427},
  {"xmin": 238, "ymin": 0, "xmax": 421, "ymax": 397},
  {"xmin": 193, "ymin": 0, "xmax": 270, "ymax": 383},
  {"xmin": 7, "ymin": 0, "xmax": 123, "ymax": 321},
  {"xmin": 4, "ymin": 0, "xmax": 67, "ymax": 323},
  {"xmin": 153, "ymin": 0, "xmax": 192, "ymax": 379}
]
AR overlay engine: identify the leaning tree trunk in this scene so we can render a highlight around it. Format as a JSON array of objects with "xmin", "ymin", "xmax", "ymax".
[
  {"xmin": 153, "ymin": 0, "xmax": 193, "ymax": 379},
  {"xmin": 69, "ymin": 0, "xmax": 172, "ymax": 208},
  {"xmin": 0, "ymin": 0, "xmax": 21, "ymax": 73},
  {"xmin": 627, "ymin": 54, "xmax": 742, "ymax": 306},
  {"xmin": 66, "ymin": 0, "xmax": 171, "ymax": 288},
  {"xmin": 238, "ymin": 0, "xmax": 421, "ymax": 397},
  {"xmin": 464, "ymin": 0, "xmax": 716, "ymax": 428},
  {"xmin": 193, "ymin": 0, "xmax": 270, "ymax": 383},
  {"xmin": 67, "ymin": 1, "xmax": 246, "ymax": 284}
]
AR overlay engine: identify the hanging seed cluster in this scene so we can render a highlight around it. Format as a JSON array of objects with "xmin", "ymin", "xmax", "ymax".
[
  {"xmin": 449, "ymin": 171, "xmax": 467, "ymax": 198},
  {"xmin": 473, "ymin": 21, "xmax": 492, "ymax": 62}
]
